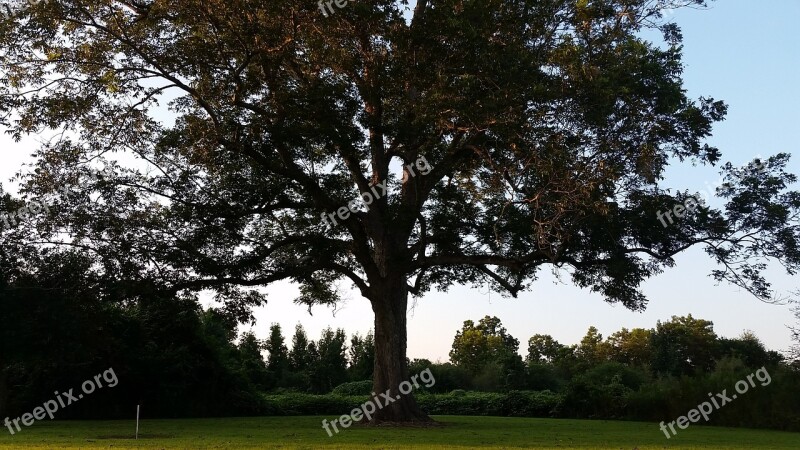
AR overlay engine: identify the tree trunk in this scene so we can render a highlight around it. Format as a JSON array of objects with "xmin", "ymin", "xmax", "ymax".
[{"xmin": 369, "ymin": 277, "xmax": 432, "ymax": 423}]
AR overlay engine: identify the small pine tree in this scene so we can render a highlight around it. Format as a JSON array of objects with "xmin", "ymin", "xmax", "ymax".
[
  {"xmin": 265, "ymin": 323, "xmax": 289, "ymax": 375},
  {"xmin": 289, "ymin": 324, "xmax": 312, "ymax": 371},
  {"xmin": 348, "ymin": 331, "xmax": 375, "ymax": 381}
]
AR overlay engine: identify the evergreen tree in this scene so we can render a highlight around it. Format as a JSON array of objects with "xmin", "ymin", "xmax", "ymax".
[
  {"xmin": 265, "ymin": 324, "xmax": 289, "ymax": 376},
  {"xmin": 289, "ymin": 324, "xmax": 312, "ymax": 372},
  {"xmin": 310, "ymin": 328, "xmax": 348, "ymax": 393},
  {"xmin": 349, "ymin": 331, "xmax": 375, "ymax": 381},
  {"xmin": 238, "ymin": 331, "xmax": 270, "ymax": 390}
]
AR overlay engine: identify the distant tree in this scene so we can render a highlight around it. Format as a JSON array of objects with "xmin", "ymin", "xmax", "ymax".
[
  {"xmin": 309, "ymin": 328, "xmax": 348, "ymax": 393},
  {"xmin": 576, "ymin": 326, "xmax": 605, "ymax": 365},
  {"xmin": 449, "ymin": 320, "xmax": 491, "ymax": 374},
  {"xmin": 307, "ymin": 341, "xmax": 320, "ymax": 363},
  {"xmin": 450, "ymin": 320, "xmax": 489, "ymax": 373},
  {"xmin": 348, "ymin": 331, "xmax": 375, "ymax": 381},
  {"xmin": 604, "ymin": 328, "xmax": 653, "ymax": 367},
  {"xmin": 450, "ymin": 316, "xmax": 520, "ymax": 374},
  {"xmin": 201, "ymin": 308, "xmax": 240, "ymax": 365},
  {"xmin": 526, "ymin": 334, "xmax": 564, "ymax": 364},
  {"xmin": 5, "ymin": 0, "xmax": 800, "ymax": 423},
  {"xmin": 450, "ymin": 316, "xmax": 525, "ymax": 390},
  {"xmin": 717, "ymin": 331, "xmax": 782, "ymax": 370},
  {"xmin": 651, "ymin": 315, "xmax": 718, "ymax": 376},
  {"xmin": 289, "ymin": 324, "xmax": 313, "ymax": 372},
  {"xmin": 265, "ymin": 324, "xmax": 289, "ymax": 375},
  {"xmin": 238, "ymin": 332, "xmax": 270, "ymax": 390}
]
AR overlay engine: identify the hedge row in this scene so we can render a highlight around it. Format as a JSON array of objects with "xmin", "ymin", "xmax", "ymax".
[
  {"xmin": 262, "ymin": 390, "xmax": 562, "ymax": 418},
  {"xmin": 262, "ymin": 383, "xmax": 800, "ymax": 433}
]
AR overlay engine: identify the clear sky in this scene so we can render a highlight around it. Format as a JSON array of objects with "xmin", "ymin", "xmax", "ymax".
[{"xmin": 2, "ymin": 1, "xmax": 798, "ymax": 360}]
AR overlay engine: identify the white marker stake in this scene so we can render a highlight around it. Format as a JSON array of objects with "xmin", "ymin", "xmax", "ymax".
[{"xmin": 136, "ymin": 405, "xmax": 140, "ymax": 440}]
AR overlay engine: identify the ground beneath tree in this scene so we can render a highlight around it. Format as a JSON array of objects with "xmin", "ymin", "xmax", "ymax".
[
  {"xmin": 361, "ymin": 420, "xmax": 446, "ymax": 428},
  {"xmin": 1, "ymin": 416, "xmax": 797, "ymax": 449}
]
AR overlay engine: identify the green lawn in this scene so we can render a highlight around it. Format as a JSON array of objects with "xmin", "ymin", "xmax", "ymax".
[{"xmin": 0, "ymin": 416, "xmax": 798, "ymax": 449}]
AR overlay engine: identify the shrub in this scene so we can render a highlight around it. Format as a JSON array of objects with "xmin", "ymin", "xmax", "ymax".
[
  {"xmin": 500, "ymin": 390, "xmax": 561, "ymax": 417},
  {"xmin": 450, "ymin": 389, "xmax": 467, "ymax": 397},
  {"xmin": 331, "ymin": 380, "xmax": 373, "ymax": 396},
  {"xmin": 417, "ymin": 391, "xmax": 503, "ymax": 416},
  {"xmin": 415, "ymin": 390, "xmax": 561, "ymax": 417},
  {"xmin": 263, "ymin": 393, "xmax": 366, "ymax": 416},
  {"xmin": 409, "ymin": 361, "xmax": 473, "ymax": 393},
  {"xmin": 525, "ymin": 363, "xmax": 562, "ymax": 391},
  {"xmin": 557, "ymin": 374, "xmax": 633, "ymax": 419}
]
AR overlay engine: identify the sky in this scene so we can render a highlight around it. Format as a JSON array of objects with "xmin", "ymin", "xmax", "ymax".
[{"xmin": 2, "ymin": 0, "xmax": 798, "ymax": 361}]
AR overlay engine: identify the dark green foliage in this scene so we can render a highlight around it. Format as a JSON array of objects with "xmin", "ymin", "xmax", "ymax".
[
  {"xmin": 288, "ymin": 325, "xmax": 313, "ymax": 372},
  {"xmin": 627, "ymin": 360, "xmax": 800, "ymax": 431},
  {"xmin": 583, "ymin": 363, "xmax": 650, "ymax": 391},
  {"xmin": 263, "ymin": 393, "xmax": 367, "ymax": 416},
  {"xmin": 650, "ymin": 315, "xmax": 719, "ymax": 376},
  {"xmin": 0, "ymin": 249, "xmax": 268, "ymax": 418},
  {"xmin": 524, "ymin": 363, "xmax": 563, "ymax": 392},
  {"xmin": 262, "ymin": 390, "xmax": 562, "ymax": 418},
  {"xmin": 331, "ymin": 380, "xmax": 373, "ymax": 396},
  {"xmin": 261, "ymin": 374, "xmax": 800, "ymax": 432},
  {"xmin": 526, "ymin": 335, "xmax": 564, "ymax": 364},
  {"xmin": 449, "ymin": 316, "xmax": 527, "ymax": 391},
  {"xmin": 308, "ymin": 328, "xmax": 348, "ymax": 394},
  {"xmin": 406, "ymin": 315, "xmax": 800, "ymax": 431},
  {"xmin": 409, "ymin": 360, "xmax": 473, "ymax": 393},
  {"xmin": 557, "ymin": 363, "xmax": 648, "ymax": 419},
  {"xmin": 263, "ymin": 324, "xmax": 290, "ymax": 389},
  {"xmin": 450, "ymin": 316, "xmax": 520, "ymax": 375},
  {"xmin": 603, "ymin": 328, "xmax": 653, "ymax": 368},
  {"xmin": 717, "ymin": 333, "xmax": 784, "ymax": 369},
  {"xmin": 417, "ymin": 392, "xmax": 506, "ymax": 417},
  {"xmin": 348, "ymin": 331, "xmax": 375, "ymax": 381},
  {"xmin": 496, "ymin": 391, "xmax": 562, "ymax": 417},
  {"xmin": 238, "ymin": 332, "xmax": 271, "ymax": 391},
  {"xmin": 265, "ymin": 325, "xmax": 289, "ymax": 374}
]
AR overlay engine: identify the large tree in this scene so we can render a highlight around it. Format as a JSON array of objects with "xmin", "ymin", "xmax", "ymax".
[{"xmin": 2, "ymin": 0, "xmax": 799, "ymax": 422}]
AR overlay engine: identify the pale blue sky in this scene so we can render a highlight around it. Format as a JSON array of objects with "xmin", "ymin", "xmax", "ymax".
[{"xmin": 2, "ymin": 1, "xmax": 798, "ymax": 360}]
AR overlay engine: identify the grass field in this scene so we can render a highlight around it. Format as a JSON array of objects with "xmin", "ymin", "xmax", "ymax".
[{"xmin": 0, "ymin": 416, "xmax": 798, "ymax": 449}]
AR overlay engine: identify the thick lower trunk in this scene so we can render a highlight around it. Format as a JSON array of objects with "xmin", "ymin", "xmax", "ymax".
[{"xmin": 369, "ymin": 280, "xmax": 432, "ymax": 423}]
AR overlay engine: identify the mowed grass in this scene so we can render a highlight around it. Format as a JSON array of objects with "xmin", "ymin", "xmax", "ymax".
[{"xmin": 0, "ymin": 416, "xmax": 798, "ymax": 449}]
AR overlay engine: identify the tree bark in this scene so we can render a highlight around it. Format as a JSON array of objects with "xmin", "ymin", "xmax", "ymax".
[{"xmin": 369, "ymin": 277, "xmax": 432, "ymax": 423}]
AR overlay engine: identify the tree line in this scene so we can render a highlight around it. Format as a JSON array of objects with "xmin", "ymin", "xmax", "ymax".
[{"xmin": 2, "ymin": 242, "xmax": 798, "ymax": 428}]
